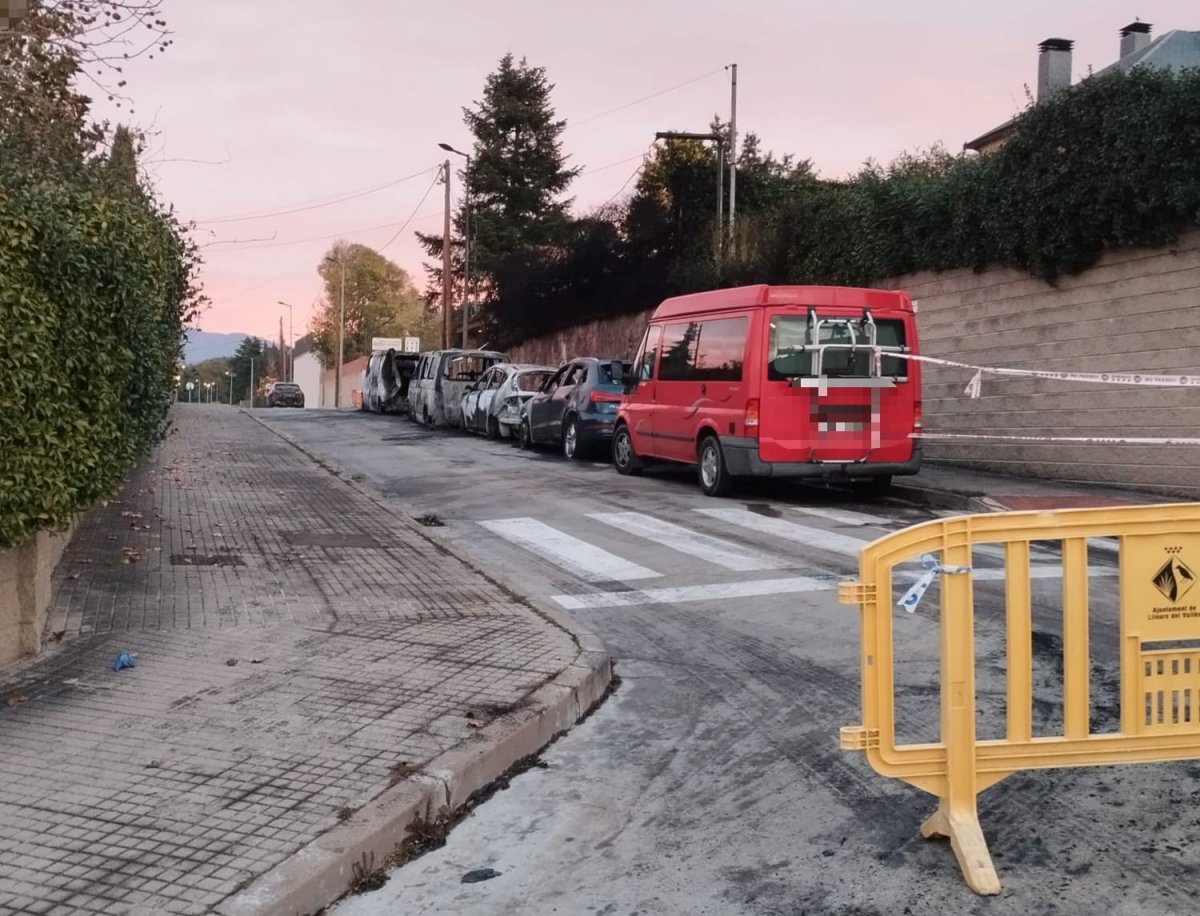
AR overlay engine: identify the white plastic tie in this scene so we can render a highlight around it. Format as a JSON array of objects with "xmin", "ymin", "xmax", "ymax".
[{"xmin": 897, "ymin": 554, "xmax": 972, "ymax": 614}]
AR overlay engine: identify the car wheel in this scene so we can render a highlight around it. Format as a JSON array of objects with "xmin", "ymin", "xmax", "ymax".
[
  {"xmin": 697, "ymin": 434, "xmax": 734, "ymax": 497},
  {"xmin": 486, "ymin": 414, "xmax": 500, "ymax": 440},
  {"xmin": 562, "ymin": 416, "xmax": 587, "ymax": 461},
  {"xmin": 612, "ymin": 424, "xmax": 643, "ymax": 476},
  {"xmin": 518, "ymin": 418, "xmax": 533, "ymax": 450}
]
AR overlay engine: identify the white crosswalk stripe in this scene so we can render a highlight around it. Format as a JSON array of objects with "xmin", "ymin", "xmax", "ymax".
[
  {"xmin": 788, "ymin": 505, "xmax": 892, "ymax": 527},
  {"xmin": 588, "ymin": 511, "xmax": 789, "ymax": 571},
  {"xmin": 696, "ymin": 507, "xmax": 870, "ymax": 558},
  {"xmin": 551, "ymin": 576, "xmax": 832, "ymax": 610},
  {"xmin": 478, "ymin": 517, "xmax": 659, "ymax": 582}
]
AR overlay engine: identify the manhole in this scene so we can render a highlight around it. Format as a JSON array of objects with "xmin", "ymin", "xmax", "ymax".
[
  {"xmin": 414, "ymin": 514, "xmax": 444, "ymax": 528},
  {"xmin": 284, "ymin": 532, "xmax": 383, "ymax": 548},
  {"xmin": 170, "ymin": 553, "xmax": 245, "ymax": 567}
]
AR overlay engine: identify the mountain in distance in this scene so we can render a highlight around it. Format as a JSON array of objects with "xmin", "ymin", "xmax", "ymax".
[{"xmin": 183, "ymin": 329, "xmax": 248, "ymax": 364}]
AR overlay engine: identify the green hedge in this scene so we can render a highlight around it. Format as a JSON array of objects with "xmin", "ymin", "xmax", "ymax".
[{"xmin": 0, "ymin": 145, "xmax": 194, "ymax": 549}]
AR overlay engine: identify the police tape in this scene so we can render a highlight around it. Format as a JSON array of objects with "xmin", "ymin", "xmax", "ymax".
[
  {"xmin": 914, "ymin": 432, "xmax": 1200, "ymax": 446},
  {"xmin": 893, "ymin": 353, "xmax": 1200, "ymax": 398}
]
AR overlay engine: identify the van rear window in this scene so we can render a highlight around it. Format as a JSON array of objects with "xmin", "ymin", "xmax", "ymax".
[{"xmin": 768, "ymin": 317, "xmax": 906, "ymax": 380}]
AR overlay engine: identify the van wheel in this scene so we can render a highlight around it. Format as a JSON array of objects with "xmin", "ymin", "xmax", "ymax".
[
  {"xmin": 485, "ymin": 414, "xmax": 500, "ymax": 440},
  {"xmin": 563, "ymin": 416, "xmax": 587, "ymax": 461},
  {"xmin": 612, "ymin": 425, "xmax": 643, "ymax": 476},
  {"xmin": 518, "ymin": 419, "xmax": 533, "ymax": 450},
  {"xmin": 698, "ymin": 434, "xmax": 734, "ymax": 497}
]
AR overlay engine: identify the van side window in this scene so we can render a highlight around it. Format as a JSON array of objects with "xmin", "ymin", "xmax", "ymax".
[
  {"xmin": 633, "ymin": 326, "xmax": 661, "ymax": 382},
  {"xmin": 693, "ymin": 317, "xmax": 747, "ymax": 382},
  {"xmin": 658, "ymin": 322, "xmax": 699, "ymax": 381}
]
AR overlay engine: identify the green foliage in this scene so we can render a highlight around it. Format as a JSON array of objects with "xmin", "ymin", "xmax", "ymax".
[
  {"xmin": 488, "ymin": 67, "xmax": 1200, "ymax": 348},
  {"xmin": 0, "ymin": 2, "xmax": 196, "ymax": 550},
  {"xmin": 417, "ymin": 53, "xmax": 580, "ymax": 312},
  {"xmin": 226, "ymin": 337, "xmax": 268, "ymax": 403},
  {"xmin": 309, "ymin": 242, "xmax": 432, "ymax": 368}
]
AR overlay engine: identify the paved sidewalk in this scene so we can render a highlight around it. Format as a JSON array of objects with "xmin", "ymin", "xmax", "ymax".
[{"xmin": 0, "ymin": 406, "xmax": 595, "ymax": 916}]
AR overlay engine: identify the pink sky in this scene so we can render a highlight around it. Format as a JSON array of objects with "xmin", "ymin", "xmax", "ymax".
[{"xmin": 93, "ymin": 0, "xmax": 1195, "ymax": 341}]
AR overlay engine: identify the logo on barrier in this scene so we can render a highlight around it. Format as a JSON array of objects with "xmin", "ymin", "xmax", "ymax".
[{"xmin": 1153, "ymin": 557, "xmax": 1195, "ymax": 602}]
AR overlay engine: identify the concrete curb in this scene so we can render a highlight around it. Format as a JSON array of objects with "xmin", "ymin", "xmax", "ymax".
[
  {"xmin": 215, "ymin": 647, "xmax": 610, "ymax": 916},
  {"xmin": 221, "ymin": 409, "xmax": 615, "ymax": 916}
]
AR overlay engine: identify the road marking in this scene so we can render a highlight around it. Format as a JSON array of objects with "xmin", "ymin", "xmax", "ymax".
[
  {"xmin": 790, "ymin": 506, "xmax": 891, "ymax": 527},
  {"xmin": 588, "ymin": 512, "xmax": 788, "ymax": 571},
  {"xmin": 697, "ymin": 507, "xmax": 870, "ymax": 558},
  {"xmin": 479, "ymin": 518, "xmax": 659, "ymax": 582},
  {"xmin": 551, "ymin": 576, "xmax": 833, "ymax": 610}
]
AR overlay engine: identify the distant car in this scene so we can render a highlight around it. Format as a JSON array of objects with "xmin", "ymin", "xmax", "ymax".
[
  {"xmin": 518, "ymin": 357, "xmax": 627, "ymax": 459},
  {"xmin": 461, "ymin": 363, "xmax": 556, "ymax": 438},
  {"xmin": 265, "ymin": 381, "xmax": 304, "ymax": 408}
]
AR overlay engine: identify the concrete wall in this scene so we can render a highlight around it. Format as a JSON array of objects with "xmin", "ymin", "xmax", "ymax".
[
  {"xmin": 293, "ymin": 352, "xmax": 322, "ymax": 408},
  {"xmin": 0, "ymin": 525, "xmax": 75, "ymax": 668},
  {"xmin": 505, "ymin": 230, "xmax": 1200, "ymax": 496},
  {"xmin": 319, "ymin": 355, "xmax": 369, "ymax": 409}
]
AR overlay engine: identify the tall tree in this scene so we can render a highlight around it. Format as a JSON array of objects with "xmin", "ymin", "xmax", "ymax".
[
  {"xmin": 308, "ymin": 242, "xmax": 431, "ymax": 368},
  {"xmin": 417, "ymin": 53, "xmax": 580, "ymax": 312},
  {"xmin": 227, "ymin": 337, "xmax": 265, "ymax": 404}
]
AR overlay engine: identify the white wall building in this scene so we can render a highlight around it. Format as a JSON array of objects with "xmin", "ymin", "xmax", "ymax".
[{"xmin": 292, "ymin": 334, "xmax": 322, "ymax": 408}]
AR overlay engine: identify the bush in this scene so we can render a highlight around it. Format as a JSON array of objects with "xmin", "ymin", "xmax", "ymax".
[{"xmin": 0, "ymin": 142, "xmax": 197, "ymax": 548}]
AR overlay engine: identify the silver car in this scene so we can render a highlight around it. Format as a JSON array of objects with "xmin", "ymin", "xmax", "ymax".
[{"xmin": 460, "ymin": 363, "xmax": 556, "ymax": 438}]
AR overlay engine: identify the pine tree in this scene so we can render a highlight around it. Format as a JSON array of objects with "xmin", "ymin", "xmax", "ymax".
[{"xmin": 417, "ymin": 53, "xmax": 580, "ymax": 311}]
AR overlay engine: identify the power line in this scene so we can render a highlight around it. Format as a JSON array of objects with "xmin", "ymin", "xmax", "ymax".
[
  {"xmin": 194, "ymin": 166, "xmax": 439, "ymax": 224},
  {"xmin": 379, "ymin": 170, "xmax": 443, "ymax": 252},
  {"xmin": 569, "ymin": 67, "xmax": 726, "ymax": 130}
]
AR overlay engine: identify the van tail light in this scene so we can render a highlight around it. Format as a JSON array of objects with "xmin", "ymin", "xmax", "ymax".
[
  {"xmin": 914, "ymin": 400, "xmax": 923, "ymax": 431},
  {"xmin": 744, "ymin": 398, "xmax": 760, "ymax": 436}
]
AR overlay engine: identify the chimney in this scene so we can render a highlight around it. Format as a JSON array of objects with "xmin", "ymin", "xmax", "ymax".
[
  {"xmin": 1119, "ymin": 21, "xmax": 1153, "ymax": 59},
  {"xmin": 1037, "ymin": 38, "xmax": 1074, "ymax": 102}
]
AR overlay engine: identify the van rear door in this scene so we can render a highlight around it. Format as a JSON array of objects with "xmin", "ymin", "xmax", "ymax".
[{"xmin": 758, "ymin": 309, "xmax": 915, "ymax": 465}]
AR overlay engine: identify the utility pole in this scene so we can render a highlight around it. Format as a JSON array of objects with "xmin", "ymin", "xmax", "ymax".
[
  {"xmin": 441, "ymin": 160, "xmax": 452, "ymax": 350},
  {"xmin": 728, "ymin": 63, "xmax": 738, "ymax": 253},
  {"xmin": 249, "ymin": 356, "xmax": 255, "ymax": 409}
]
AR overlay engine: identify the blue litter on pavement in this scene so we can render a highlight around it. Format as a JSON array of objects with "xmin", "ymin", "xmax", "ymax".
[{"xmin": 113, "ymin": 652, "xmax": 136, "ymax": 671}]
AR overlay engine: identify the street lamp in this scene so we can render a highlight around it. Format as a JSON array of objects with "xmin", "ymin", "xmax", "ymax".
[
  {"xmin": 655, "ymin": 130, "xmax": 726, "ymax": 261},
  {"xmin": 322, "ymin": 252, "xmax": 347, "ymax": 408},
  {"xmin": 224, "ymin": 370, "xmax": 233, "ymax": 405},
  {"xmin": 438, "ymin": 142, "xmax": 471, "ymax": 349},
  {"xmin": 174, "ymin": 373, "xmax": 181, "ymax": 403},
  {"xmin": 277, "ymin": 300, "xmax": 294, "ymax": 381}
]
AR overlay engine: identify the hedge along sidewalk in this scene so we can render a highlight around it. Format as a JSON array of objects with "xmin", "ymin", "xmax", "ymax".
[{"xmin": 0, "ymin": 406, "xmax": 610, "ymax": 916}]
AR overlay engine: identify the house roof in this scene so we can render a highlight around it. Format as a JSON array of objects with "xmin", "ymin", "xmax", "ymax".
[
  {"xmin": 964, "ymin": 27, "xmax": 1200, "ymax": 152},
  {"xmin": 1096, "ymin": 29, "xmax": 1200, "ymax": 75},
  {"xmin": 292, "ymin": 333, "xmax": 315, "ymax": 358}
]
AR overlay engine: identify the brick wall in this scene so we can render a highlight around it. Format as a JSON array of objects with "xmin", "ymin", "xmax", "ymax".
[{"xmin": 506, "ymin": 230, "xmax": 1200, "ymax": 496}]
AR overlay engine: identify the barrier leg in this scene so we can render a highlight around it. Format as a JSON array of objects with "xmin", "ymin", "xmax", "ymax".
[
  {"xmin": 921, "ymin": 533, "xmax": 1001, "ymax": 895},
  {"xmin": 920, "ymin": 802, "xmax": 1000, "ymax": 895}
]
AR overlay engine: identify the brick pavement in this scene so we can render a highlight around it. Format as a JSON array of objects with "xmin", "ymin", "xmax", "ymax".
[{"xmin": 0, "ymin": 406, "xmax": 580, "ymax": 915}]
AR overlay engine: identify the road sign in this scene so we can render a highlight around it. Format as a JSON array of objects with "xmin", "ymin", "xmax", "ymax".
[{"xmin": 185, "ymin": 382, "xmax": 195, "ymax": 391}]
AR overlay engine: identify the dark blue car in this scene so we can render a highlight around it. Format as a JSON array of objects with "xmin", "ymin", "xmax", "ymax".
[{"xmin": 518, "ymin": 357, "xmax": 627, "ymax": 460}]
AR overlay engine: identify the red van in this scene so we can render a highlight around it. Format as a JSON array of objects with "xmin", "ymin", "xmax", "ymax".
[{"xmin": 612, "ymin": 284, "xmax": 922, "ymax": 496}]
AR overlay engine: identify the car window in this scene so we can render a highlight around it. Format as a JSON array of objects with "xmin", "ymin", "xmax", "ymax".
[
  {"xmin": 693, "ymin": 317, "xmax": 748, "ymax": 382},
  {"xmin": 516, "ymin": 371, "xmax": 553, "ymax": 392},
  {"xmin": 563, "ymin": 364, "xmax": 586, "ymax": 387},
  {"xmin": 490, "ymin": 369, "xmax": 507, "ymax": 390},
  {"xmin": 543, "ymin": 366, "xmax": 568, "ymax": 393}
]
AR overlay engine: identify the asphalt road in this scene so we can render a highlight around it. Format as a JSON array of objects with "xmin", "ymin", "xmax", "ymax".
[{"xmin": 255, "ymin": 407, "xmax": 1199, "ymax": 916}]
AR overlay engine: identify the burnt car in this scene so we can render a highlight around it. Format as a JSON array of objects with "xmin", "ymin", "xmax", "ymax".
[
  {"xmin": 265, "ymin": 381, "xmax": 304, "ymax": 408},
  {"xmin": 517, "ymin": 357, "xmax": 627, "ymax": 460},
  {"xmin": 461, "ymin": 363, "xmax": 556, "ymax": 438}
]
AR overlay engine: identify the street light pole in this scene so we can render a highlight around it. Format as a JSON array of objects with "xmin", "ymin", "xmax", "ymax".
[
  {"xmin": 277, "ymin": 300, "xmax": 294, "ymax": 381},
  {"xmin": 655, "ymin": 130, "xmax": 725, "ymax": 262},
  {"xmin": 249, "ymin": 356, "xmax": 255, "ymax": 409},
  {"xmin": 324, "ymin": 253, "xmax": 347, "ymax": 408},
  {"xmin": 225, "ymin": 370, "xmax": 233, "ymax": 405},
  {"xmin": 439, "ymin": 142, "xmax": 471, "ymax": 349},
  {"xmin": 727, "ymin": 63, "xmax": 738, "ymax": 251},
  {"xmin": 440, "ymin": 160, "xmax": 451, "ymax": 349}
]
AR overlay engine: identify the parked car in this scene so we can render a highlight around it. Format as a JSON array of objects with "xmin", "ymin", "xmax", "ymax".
[
  {"xmin": 409, "ymin": 349, "xmax": 509, "ymax": 428},
  {"xmin": 460, "ymin": 363, "xmax": 556, "ymax": 438},
  {"xmin": 518, "ymin": 357, "xmax": 627, "ymax": 459},
  {"xmin": 612, "ymin": 284, "xmax": 922, "ymax": 496},
  {"xmin": 265, "ymin": 381, "xmax": 304, "ymax": 408},
  {"xmin": 361, "ymin": 348, "xmax": 419, "ymax": 415}
]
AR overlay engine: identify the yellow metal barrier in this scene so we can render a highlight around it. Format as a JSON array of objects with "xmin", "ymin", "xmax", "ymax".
[{"xmin": 839, "ymin": 503, "xmax": 1200, "ymax": 894}]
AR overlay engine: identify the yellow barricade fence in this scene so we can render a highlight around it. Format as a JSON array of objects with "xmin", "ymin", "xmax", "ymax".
[{"xmin": 839, "ymin": 503, "xmax": 1200, "ymax": 894}]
